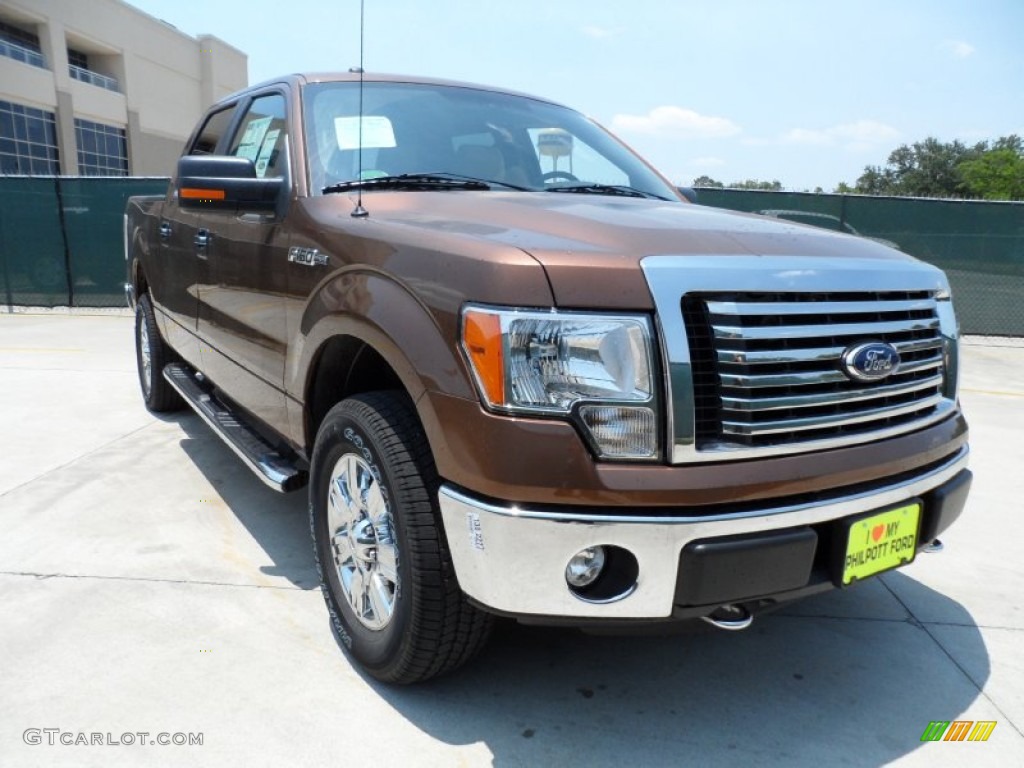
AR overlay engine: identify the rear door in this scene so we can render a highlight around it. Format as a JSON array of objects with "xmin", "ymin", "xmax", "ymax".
[{"xmin": 151, "ymin": 104, "xmax": 239, "ymax": 366}]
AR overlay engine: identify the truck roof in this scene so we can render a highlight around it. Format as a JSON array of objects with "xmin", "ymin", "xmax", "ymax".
[{"xmin": 215, "ymin": 71, "xmax": 564, "ymax": 110}]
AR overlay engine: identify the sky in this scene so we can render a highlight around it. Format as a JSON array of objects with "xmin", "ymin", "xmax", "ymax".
[{"xmin": 124, "ymin": 0, "xmax": 1024, "ymax": 191}]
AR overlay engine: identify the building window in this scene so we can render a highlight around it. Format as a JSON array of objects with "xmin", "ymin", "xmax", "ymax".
[
  {"xmin": 67, "ymin": 47, "xmax": 120, "ymax": 92},
  {"xmin": 67, "ymin": 48, "xmax": 89, "ymax": 69},
  {"xmin": 0, "ymin": 100, "xmax": 60, "ymax": 175},
  {"xmin": 74, "ymin": 118, "xmax": 128, "ymax": 176},
  {"xmin": 0, "ymin": 19, "xmax": 45, "ymax": 68}
]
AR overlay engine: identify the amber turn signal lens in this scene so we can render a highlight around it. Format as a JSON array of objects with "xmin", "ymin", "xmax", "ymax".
[
  {"xmin": 462, "ymin": 310, "xmax": 505, "ymax": 406},
  {"xmin": 180, "ymin": 187, "xmax": 226, "ymax": 200}
]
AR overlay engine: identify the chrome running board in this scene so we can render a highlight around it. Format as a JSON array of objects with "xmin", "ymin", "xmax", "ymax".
[{"xmin": 163, "ymin": 363, "xmax": 307, "ymax": 493}]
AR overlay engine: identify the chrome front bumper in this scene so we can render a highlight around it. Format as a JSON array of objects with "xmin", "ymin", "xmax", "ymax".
[{"xmin": 439, "ymin": 446, "xmax": 969, "ymax": 620}]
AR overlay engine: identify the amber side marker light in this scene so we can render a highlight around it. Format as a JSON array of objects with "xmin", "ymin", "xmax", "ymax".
[
  {"xmin": 181, "ymin": 187, "xmax": 226, "ymax": 200},
  {"xmin": 462, "ymin": 310, "xmax": 505, "ymax": 406}
]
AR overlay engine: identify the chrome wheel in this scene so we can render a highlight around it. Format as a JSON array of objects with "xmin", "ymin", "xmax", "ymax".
[
  {"xmin": 327, "ymin": 453, "xmax": 398, "ymax": 630},
  {"xmin": 138, "ymin": 313, "xmax": 153, "ymax": 397}
]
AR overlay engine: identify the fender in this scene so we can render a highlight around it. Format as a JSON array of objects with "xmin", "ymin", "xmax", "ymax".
[{"xmin": 291, "ymin": 267, "xmax": 477, "ymax": 461}]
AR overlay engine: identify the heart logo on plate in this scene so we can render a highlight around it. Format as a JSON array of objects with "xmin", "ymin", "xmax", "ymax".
[{"xmin": 872, "ymin": 524, "xmax": 885, "ymax": 542}]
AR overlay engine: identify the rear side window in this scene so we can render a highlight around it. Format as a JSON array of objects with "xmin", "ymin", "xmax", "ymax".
[{"xmin": 190, "ymin": 107, "xmax": 236, "ymax": 155}]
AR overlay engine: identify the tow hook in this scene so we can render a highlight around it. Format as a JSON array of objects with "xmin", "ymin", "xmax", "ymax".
[
  {"xmin": 923, "ymin": 538, "xmax": 944, "ymax": 553},
  {"xmin": 700, "ymin": 604, "xmax": 754, "ymax": 631}
]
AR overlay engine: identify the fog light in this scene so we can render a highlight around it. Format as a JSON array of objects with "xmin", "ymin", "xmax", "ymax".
[
  {"xmin": 579, "ymin": 405, "xmax": 657, "ymax": 459},
  {"xmin": 565, "ymin": 546, "xmax": 606, "ymax": 588}
]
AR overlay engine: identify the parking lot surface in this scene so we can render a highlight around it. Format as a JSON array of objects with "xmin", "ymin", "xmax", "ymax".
[{"xmin": 1, "ymin": 310, "xmax": 1022, "ymax": 767}]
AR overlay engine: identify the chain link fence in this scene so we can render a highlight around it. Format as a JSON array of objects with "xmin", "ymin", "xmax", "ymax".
[
  {"xmin": 0, "ymin": 176, "xmax": 168, "ymax": 308},
  {"xmin": 695, "ymin": 188, "xmax": 1024, "ymax": 337}
]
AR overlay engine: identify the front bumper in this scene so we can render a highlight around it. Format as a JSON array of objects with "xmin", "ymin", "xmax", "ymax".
[{"xmin": 439, "ymin": 446, "xmax": 970, "ymax": 621}]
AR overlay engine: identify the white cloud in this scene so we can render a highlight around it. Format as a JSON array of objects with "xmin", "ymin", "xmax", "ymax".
[
  {"xmin": 611, "ymin": 106, "xmax": 741, "ymax": 139},
  {"xmin": 691, "ymin": 156, "xmax": 726, "ymax": 168},
  {"xmin": 942, "ymin": 40, "xmax": 975, "ymax": 58},
  {"xmin": 782, "ymin": 120, "xmax": 900, "ymax": 150},
  {"xmin": 582, "ymin": 25, "xmax": 616, "ymax": 39}
]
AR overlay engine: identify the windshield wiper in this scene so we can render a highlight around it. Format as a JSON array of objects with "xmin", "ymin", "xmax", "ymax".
[
  {"xmin": 545, "ymin": 183, "xmax": 668, "ymax": 200},
  {"xmin": 323, "ymin": 173, "xmax": 491, "ymax": 194},
  {"xmin": 419, "ymin": 172, "xmax": 532, "ymax": 191}
]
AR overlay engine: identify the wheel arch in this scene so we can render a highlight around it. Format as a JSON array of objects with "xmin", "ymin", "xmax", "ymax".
[{"xmin": 294, "ymin": 271, "xmax": 476, "ymax": 471}]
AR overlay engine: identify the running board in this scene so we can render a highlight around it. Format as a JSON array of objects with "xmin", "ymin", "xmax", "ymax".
[{"xmin": 163, "ymin": 363, "xmax": 307, "ymax": 493}]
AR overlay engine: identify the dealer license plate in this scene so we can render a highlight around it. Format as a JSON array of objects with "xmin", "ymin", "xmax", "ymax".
[{"xmin": 841, "ymin": 502, "xmax": 921, "ymax": 586}]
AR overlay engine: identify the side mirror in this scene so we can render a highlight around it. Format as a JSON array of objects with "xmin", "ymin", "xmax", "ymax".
[
  {"xmin": 677, "ymin": 186, "xmax": 698, "ymax": 203},
  {"xmin": 176, "ymin": 155, "xmax": 284, "ymax": 212}
]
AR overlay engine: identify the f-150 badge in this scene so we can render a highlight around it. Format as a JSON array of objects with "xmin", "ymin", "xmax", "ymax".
[{"xmin": 288, "ymin": 246, "xmax": 327, "ymax": 266}]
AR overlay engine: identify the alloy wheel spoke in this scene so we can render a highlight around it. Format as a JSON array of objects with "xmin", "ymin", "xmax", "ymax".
[
  {"xmin": 376, "ymin": 543, "xmax": 398, "ymax": 585},
  {"xmin": 367, "ymin": 573, "xmax": 394, "ymax": 623}
]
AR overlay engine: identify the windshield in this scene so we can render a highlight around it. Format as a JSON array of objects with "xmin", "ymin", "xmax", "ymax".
[{"xmin": 303, "ymin": 81, "xmax": 679, "ymax": 200}]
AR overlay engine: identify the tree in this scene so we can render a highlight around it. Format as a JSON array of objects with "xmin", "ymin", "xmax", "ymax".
[
  {"xmin": 728, "ymin": 179, "xmax": 783, "ymax": 191},
  {"xmin": 855, "ymin": 137, "xmax": 985, "ymax": 197},
  {"xmin": 692, "ymin": 175, "xmax": 724, "ymax": 188},
  {"xmin": 959, "ymin": 147, "xmax": 1024, "ymax": 200}
]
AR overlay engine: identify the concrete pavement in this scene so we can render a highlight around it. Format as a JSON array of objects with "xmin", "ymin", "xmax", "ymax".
[{"xmin": 1, "ymin": 310, "xmax": 1022, "ymax": 767}]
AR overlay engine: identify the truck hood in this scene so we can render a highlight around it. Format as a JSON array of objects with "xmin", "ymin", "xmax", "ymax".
[{"xmin": 362, "ymin": 191, "xmax": 919, "ymax": 309}]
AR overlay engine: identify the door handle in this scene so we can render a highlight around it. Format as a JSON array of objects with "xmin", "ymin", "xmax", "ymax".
[
  {"xmin": 159, "ymin": 221, "xmax": 172, "ymax": 240},
  {"xmin": 194, "ymin": 229, "xmax": 211, "ymax": 249}
]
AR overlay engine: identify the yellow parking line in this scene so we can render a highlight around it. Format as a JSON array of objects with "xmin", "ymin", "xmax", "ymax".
[
  {"xmin": 0, "ymin": 348, "xmax": 85, "ymax": 353},
  {"xmin": 961, "ymin": 387, "xmax": 1024, "ymax": 398}
]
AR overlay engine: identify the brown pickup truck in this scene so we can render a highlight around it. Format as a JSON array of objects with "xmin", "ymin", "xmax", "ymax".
[{"xmin": 125, "ymin": 72, "xmax": 971, "ymax": 683}]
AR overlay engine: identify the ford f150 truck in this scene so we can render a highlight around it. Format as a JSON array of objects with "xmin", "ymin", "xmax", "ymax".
[{"xmin": 125, "ymin": 73, "xmax": 971, "ymax": 683}]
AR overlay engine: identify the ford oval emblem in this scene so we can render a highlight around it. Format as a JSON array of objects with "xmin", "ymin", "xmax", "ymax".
[{"xmin": 841, "ymin": 342, "xmax": 900, "ymax": 382}]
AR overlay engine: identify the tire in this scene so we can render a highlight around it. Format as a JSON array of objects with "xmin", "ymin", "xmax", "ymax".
[
  {"xmin": 134, "ymin": 293, "xmax": 184, "ymax": 413},
  {"xmin": 310, "ymin": 392, "xmax": 493, "ymax": 683}
]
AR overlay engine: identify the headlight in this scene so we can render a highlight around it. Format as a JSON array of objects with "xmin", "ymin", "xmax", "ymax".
[{"xmin": 460, "ymin": 306, "xmax": 659, "ymax": 459}]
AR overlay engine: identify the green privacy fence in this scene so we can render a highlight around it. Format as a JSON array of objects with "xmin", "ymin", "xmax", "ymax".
[
  {"xmin": 0, "ymin": 176, "xmax": 168, "ymax": 308},
  {"xmin": 1, "ymin": 178, "xmax": 1021, "ymax": 335},
  {"xmin": 694, "ymin": 189, "xmax": 1024, "ymax": 337}
]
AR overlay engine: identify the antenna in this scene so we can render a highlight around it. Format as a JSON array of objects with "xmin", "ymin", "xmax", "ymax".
[{"xmin": 351, "ymin": 0, "xmax": 369, "ymax": 218}]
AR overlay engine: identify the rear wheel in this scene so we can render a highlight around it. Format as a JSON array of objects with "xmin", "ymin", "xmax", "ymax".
[
  {"xmin": 134, "ymin": 293, "xmax": 183, "ymax": 413},
  {"xmin": 310, "ymin": 392, "xmax": 493, "ymax": 683}
]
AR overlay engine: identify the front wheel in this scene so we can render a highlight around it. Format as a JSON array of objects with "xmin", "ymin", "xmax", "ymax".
[{"xmin": 310, "ymin": 392, "xmax": 492, "ymax": 683}]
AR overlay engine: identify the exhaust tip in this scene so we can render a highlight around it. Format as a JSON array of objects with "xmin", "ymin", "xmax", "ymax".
[{"xmin": 700, "ymin": 604, "xmax": 753, "ymax": 631}]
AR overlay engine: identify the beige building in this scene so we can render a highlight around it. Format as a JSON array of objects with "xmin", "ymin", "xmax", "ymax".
[{"xmin": 0, "ymin": 0, "xmax": 246, "ymax": 176}]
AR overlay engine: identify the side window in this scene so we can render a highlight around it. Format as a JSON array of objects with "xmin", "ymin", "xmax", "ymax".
[
  {"xmin": 190, "ymin": 107, "xmax": 236, "ymax": 155},
  {"xmin": 228, "ymin": 94, "xmax": 288, "ymax": 179}
]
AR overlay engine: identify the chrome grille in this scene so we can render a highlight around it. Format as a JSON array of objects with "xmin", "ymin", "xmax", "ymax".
[{"xmin": 684, "ymin": 291, "xmax": 946, "ymax": 448}]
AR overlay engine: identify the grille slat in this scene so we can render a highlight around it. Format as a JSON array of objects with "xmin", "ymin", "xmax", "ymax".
[
  {"xmin": 684, "ymin": 290, "xmax": 948, "ymax": 449},
  {"xmin": 717, "ymin": 337, "xmax": 943, "ymax": 365},
  {"xmin": 722, "ymin": 393, "xmax": 946, "ymax": 436},
  {"xmin": 706, "ymin": 298, "xmax": 937, "ymax": 317},
  {"xmin": 719, "ymin": 355, "xmax": 942, "ymax": 388},
  {"xmin": 721, "ymin": 373, "xmax": 944, "ymax": 412},
  {"xmin": 712, "ymin": 317, "xmax": 940, "ymax": 341}
]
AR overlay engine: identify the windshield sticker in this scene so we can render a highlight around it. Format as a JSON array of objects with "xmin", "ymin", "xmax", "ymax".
[{"xmin": 335, "ymin": 116, "xmax": 397, "ymax": 150}]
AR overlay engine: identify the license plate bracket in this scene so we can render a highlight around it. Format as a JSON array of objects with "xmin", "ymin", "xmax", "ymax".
[{"xmin": 836, "ymin": 500, "xmax": 922, "ymax": 586}]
